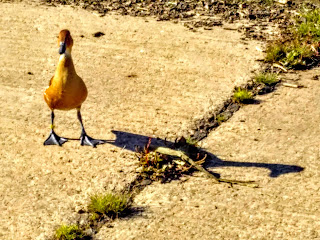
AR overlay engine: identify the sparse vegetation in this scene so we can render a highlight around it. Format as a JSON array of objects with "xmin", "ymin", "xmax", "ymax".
[
  {"xmin": 233, "ymin": 88, "xmax": 253, "ymax": 103},
  {"xmin": 88, "ymin": 192, "xmax": 131, "ymax": 219},
  {"xmin": 136, "ymin": 137, "xmax": 206, "ymax": 183},
  {"xmin": 255, "ymin": 72, "xmax": 279, "ymax": 85},
  {"xmin": 137, "ymin": 148, "xmax": 191, "ymax": 183},
  {"xmin": 216, "ymin": 114, "xmax": 227, "ymax": 125},
  {"xmin": 185, "ymin": 136, "xmax": 198, "ymax": 146},
  {"xmin": 265, "ymin": 41, "xmax": 314, "ymax": 68},
  {"xmin": 295, "ymin": 8, "xmax": 320, "ymax": 39},
  {"xmin": 265, "ymin": 8, "xmax": 320, "ymax": 69},
  {"xmin": 55, "ymin": 224, "xmax": 84, "ymax": 240}
]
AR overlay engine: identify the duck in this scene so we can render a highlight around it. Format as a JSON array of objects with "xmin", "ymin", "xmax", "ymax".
[{"xmin": 43, "ymin": 29, "xmax": 105, "ymax": 147}]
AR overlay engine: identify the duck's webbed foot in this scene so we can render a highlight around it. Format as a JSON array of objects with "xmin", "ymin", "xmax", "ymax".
[
  {"xmin": 80, "ymin": 131, "xmax": 106, "ymax": 148},
  {"xmin": 44, "ymin": 130, "xmax": 68, "ymax": 146}
]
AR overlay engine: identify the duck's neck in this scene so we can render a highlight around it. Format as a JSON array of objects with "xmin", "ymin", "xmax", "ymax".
[
  {"xmin": 57, "ymin": 48, "xmax": 75, "ymax": 71},
  {"xmin": 53, "ymin": 50, "xmax": 76, "ymax": 87}
]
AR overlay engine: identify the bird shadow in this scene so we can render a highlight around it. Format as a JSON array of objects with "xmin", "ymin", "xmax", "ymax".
[{"xmin": 107, "ymin": 130, "xmax": 304, "ymax": 178}]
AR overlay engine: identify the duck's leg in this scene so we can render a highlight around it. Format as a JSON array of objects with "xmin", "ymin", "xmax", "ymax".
[
  {"xmin": 77, "ymin": 108, "xmax": 106, "ymax": 148},
  {"xmin": 44, "ymin": 111, "xmax": 68, "ymax": 146}
]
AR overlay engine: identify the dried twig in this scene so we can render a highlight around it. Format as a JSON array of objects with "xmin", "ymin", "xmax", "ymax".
[
  {"xmin": 282, "ymin": 82, "xmax": 304, "ymax": 88},
  {"xmin": 149, "ymin": 145, "xmax": 258, "ymax": 188},
  {"xmin": 273, "ymin": 63, "xmax": 288, "ymax": 72}
]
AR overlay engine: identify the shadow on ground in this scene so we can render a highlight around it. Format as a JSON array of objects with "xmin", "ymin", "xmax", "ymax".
[{"xmin": 107, "ymin": 130, "xmax": 304, "ymax": 178}]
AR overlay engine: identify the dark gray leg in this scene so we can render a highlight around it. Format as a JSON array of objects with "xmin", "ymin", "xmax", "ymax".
[
  {"xmin": 77, "ymin": 109, "xmax": 106, "ymax": 148},
  {"xmin": 44, "ymin": 111, "xmax": 68, "ymax": 146}
]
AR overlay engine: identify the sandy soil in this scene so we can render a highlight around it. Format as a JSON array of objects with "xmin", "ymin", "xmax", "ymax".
[
  {"xmin": 97, "ymin": 69, "xmax": 320, "ymax": 240},
  {"xmin": 0, "ymin": 1, "xmax": 264, "ymax": 239}
]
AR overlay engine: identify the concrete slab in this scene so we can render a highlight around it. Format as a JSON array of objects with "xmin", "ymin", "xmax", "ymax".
[
  {"xmin": 0, "ymin": 2, "xmax": 262, "ymax": 239},
  {"xmin": 97, "ymin": 70, "xmax": 320, "ymax": 239}
]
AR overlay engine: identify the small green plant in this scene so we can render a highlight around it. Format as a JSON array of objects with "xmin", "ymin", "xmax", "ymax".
[
  {"xmin": 284, "ymin": 44, "xmax": 313, "ymax": 67},
  {"xmin": 55, "ymin": 224, "xmax": 84, "ymax": 240},
  {"xmin": 88, "ymin": 192, "xmax": 130, "ymax": 219},
  {"xmin": 295, "ymin": 8, "xmax": 320, "ymax": 40},
  {"xmin": 233, "ymin": 88, "xmax": 253, "ymax": 103},
  {"xmin": 265, "ymin": 43, "xmax": 286, "ymax": 63},
  {"xmin": 185, "ymin": 136, "xmax": 198, "ymax": 146},
  {"xmin": 255, "ymin": 72, "xmax": 279, "ymax": 85},
  {"xmin": 216, "ymin": 114, "xmax": 227, "ymax": 124}
]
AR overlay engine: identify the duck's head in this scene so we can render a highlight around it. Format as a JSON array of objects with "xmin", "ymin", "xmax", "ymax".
[{"xmin": 58, "ymin": 29, "xmax": 73, "ymax": 55}]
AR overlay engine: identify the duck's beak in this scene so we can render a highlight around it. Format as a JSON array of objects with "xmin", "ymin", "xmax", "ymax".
[{"xmin": 59, "ymin": 41, "xmax": 66, "ymax": 54}]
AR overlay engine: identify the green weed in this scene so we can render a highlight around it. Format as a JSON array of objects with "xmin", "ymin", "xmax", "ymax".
[
  {"xmin": 88, "ymin": 192, "xmax": 130, "ymax": 219},
  {"xmin": 265, "ymin": 43, "xmax": 286, "ymax": 63},
  {"xmin": 295, "ymin": 8, "xmax": 320, "ymax": 40},
  {"xmin": 233, "ymin": 88, "xmax": 253, "ymax": 103},
  {"xmin": 216, "ymin": 114, "xmax": 227, "ymax": 124},
  {"xmin": 255, "ymin": 72, "xmax": 279, "ymax": 85},
  {"xmin": 185, "ymin": 137, "xmax": 198, "ymax": 146},
  {"xmin": 55, "ymin": 224, "xmax": 84, "ymax": 240}
]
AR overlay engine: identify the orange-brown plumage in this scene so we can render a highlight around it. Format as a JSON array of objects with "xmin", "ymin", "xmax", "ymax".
[{"xmin": 44, "ymin": 29, "xmax": 87, "ymax": 111}]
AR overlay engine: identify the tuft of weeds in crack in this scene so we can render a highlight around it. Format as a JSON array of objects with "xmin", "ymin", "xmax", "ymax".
[
  {"xmin": 88, "ymin": 192, "xmax": 131, "ymax": 221},
  {"xmin": 255, "ymin": 72, "xmax": 279, "ymax": 86},
  {"xmin": 53, "ymin": 192, "xmax": 134, "ymax": 240},
  {"xmin": 135, "ymin": 137, "xmax": 206, "ymax": 183},
  {"xmin": 216, "ymin": 113, "xmax": 227, "ymax": 125},
  {"xmin": 233, "ymin": 87, "xmax": 254, "ymax": 104},
  {"xmin": 254, "ymin": 72, "xmax": 280, "ymax": 95},
  {"xmin": 55, "ymin": 224, "xmax": 85, "ymax": 240},
  {"xmin": 185, "ymin": 136, "xmax": 199, "ymax": 146}
]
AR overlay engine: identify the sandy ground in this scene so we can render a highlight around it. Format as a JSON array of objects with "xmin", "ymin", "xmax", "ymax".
[
  {"xmin": 97, "ymin": 70, "xmax": 320, "ymax": 239},
  {"xmin": 0, "ymin": 1, "xmax": 264, "ymax": 239}
]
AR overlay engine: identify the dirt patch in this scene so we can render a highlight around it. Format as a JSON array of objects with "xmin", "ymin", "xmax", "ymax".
[{"xmin": 43, "ymin": 0, "xmax": 314, "ymax": 42}]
